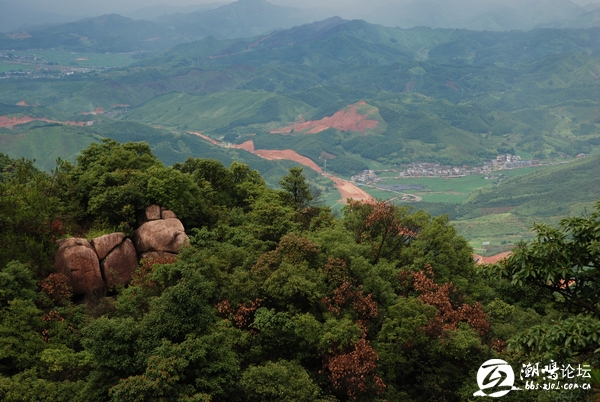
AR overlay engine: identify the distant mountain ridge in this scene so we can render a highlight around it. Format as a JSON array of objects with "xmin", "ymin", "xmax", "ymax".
[
  {"xmin": 0, "ymin": 0, "xmax": 84, "ymax": 33},
  {"xmin": 125, "ymin": 2, "xmax": 226, "ymax": 21},
  {"xmin": 155, "ymin": 0, "xmax": 314, "ymax": 40},
  {"xmin": 358, "ymin": 0, "xmax": 594, "ymax": 31},
  {"xmin": 3, "ymin": 0, "xmax": 599, "ymax": 53},
  {"xmin": 537, "ymin": 7, "xmax": 600, "ymax": 29},
  {"xmin": 0, "ymin": 14, "xmax": 185, "ymax": 52}
]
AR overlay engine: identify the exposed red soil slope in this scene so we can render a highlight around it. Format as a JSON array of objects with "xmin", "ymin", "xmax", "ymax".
[
  {"xmin": 324, "ymin": 174, "xmax": 373, "ymax": 203},
  {"xmin": 232, "ymin": 140, "xmax": 322, "ymax": 172},
  {"xmin": 188, "ymin": 131, "xmax": 220, "ymax": 146},
  {"xmin": 271, "ymin": 101, "xmax": 379, "ymax": 134},
  {"xmin": 473, "ymin": 251, "xmax": 512, "ymax": 265},
  {"xmin": 231, "ymin": 140, "xmax": 373, "ymax": 203}
]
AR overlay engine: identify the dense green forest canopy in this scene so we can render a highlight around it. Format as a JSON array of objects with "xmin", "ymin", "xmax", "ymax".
[{"xmin": 0, "ymin": 142, "xmax": 598, "ymax": 401}]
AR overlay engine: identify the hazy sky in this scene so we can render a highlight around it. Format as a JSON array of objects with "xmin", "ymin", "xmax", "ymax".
[{"xmin": 13, "ymin": 0, "xmax": 597, "ymax": 17}]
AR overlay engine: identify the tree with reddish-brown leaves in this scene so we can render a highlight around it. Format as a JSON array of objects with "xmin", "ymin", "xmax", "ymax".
[
  {"xmin": 321, "ymin": 281, "xmax": 385, "ymax": 398},
  {"xmin": 375, "ymin": 266, "xmax": 491, "ymax": 401},
  {"xmin": 322, "ymin": 281, "xmax": 378, "ymax": 332},
  {"xmin": 216, "ymin": 298, "xmax": 261, "ymax": 329},
  {"xmin": 325, "ymin": 337, "xmax": 386, "ymax": 399},
  {"xmin": 39, "ymin": 273, "xmax": 72, "ymax": 306},
  {"xmin": 411, "ymin": 265, "xmax": 489, "ymax": 337},
  {"xmin": 343, "ymin": 200, "xmax": 423, "ymax": 264}
]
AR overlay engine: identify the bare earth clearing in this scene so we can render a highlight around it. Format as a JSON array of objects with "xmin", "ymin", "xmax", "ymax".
[
  {"xmin": 221, "ymin": 139, "xmax": 373, "ymax": 203},
  {"xmin": 271, "ymin": 101, "xmax": 379, "ymax": 134},
  {"xmin": 473, "ymin": 251, "xmax": 512, "ymax": 265}
]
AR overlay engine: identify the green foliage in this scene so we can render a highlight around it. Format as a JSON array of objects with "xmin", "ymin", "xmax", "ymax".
[
  {"xmin": 490, "ymin": 201, "xmax": 600, "ymax": 363},
  {"xmin": 508, "ymin": 314, "xmax": 600, "ymax": 360},
  {"xmin": 279, "ymin": 167, "xmax": 314, "ymax": 211},
  {"xmin": 0, "ymin": 261, "xmax": 37, "ymax": 306},
  {"xmin": 240, "ymin": 360, "xmax": 321, "ymax": 402},
  {"xmin": 0, "ymin": 156, "xmax": 65, "ymax": 272},
  {"xmin": 327, "ymin": 155, "xmax": 368, "ymax": 176},
  {"xmin": 57, "ymin": 139, "xmax": 214, "ymax": 230}
]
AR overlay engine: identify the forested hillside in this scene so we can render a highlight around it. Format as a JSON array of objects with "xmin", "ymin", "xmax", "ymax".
[
  {"xmin": 1, "ymin": 141, "xmax": 598, "ymax": 401},
  {"xmin": 3, "ymin": 19, "xmax": 599, "ymax": 252}
]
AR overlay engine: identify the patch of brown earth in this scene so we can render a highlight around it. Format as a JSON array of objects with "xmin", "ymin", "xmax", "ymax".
[
  {"xmin": 271, "ymin": 101, "xmax": 379, "ymax": 134},
  {"xmin": 254, "ymin": 149, "xmax": 323, "ymax": 172},
  {"xmin": 231, "ymin": 140, "xmax": 373, "ymax": 203},
  {"xmin": 473, "ymin": 251, "xmax": 512, "ymax": 265},
  {"xmin": 16, "ymin": 101, "xmax": 29, "ymax": 107},
  {"xmin": 233, "ymin": 140, "xmax": 322, "ymax": 171},
  {"xmin": 188, "ymin": 131, "xmax": 220, "ymax": 146},
  {"xmin": 324, "ymin": 174, "xmax": 374, "ymax": 203}
]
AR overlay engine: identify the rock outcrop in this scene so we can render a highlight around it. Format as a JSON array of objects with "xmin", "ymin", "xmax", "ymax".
[
  {"xmin": 134, "ymin": 206, "xmax": 189, "ymax": 257},
  {"xmin": 91, "ymin": 232, "xmax": 125, "ymax": 260},
  {"xmin": 54, "ymin": 205, "xmax": 188, "ymax": 296},
  {"xmin": 54, "ymin": 238, "xmax": 104, "ymax": 296},
  {"xmin": 102, "ymin": 239, "xmax": 138, "ymax": 288}
]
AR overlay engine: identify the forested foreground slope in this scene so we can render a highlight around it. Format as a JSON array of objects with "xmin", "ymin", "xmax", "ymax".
[{"xmin": 1, "ymin": 141, "xmax": 598, "ymax": 401}]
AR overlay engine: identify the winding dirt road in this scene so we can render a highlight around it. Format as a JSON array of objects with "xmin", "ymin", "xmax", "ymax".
[{"xmin": 190, "ymin": 135, "xmax": 373, "ymax": 203}]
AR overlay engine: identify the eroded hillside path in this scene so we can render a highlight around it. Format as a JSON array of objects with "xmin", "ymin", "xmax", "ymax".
[{"xmin": 188, "ymin": 132, "xmax": 373, "ymax": 203}]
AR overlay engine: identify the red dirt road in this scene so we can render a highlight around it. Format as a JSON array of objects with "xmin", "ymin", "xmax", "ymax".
[
  {"xmin": 231, "ymin": 140, "xmax": 373, "ymax": 203},
  {"xmin": 188, "ymin": 131, "xmax": 221, "ymax": 146},
  {"xmin": 271, "ymin": 101, "xmax": 379, "ymax": 134},
  {"xmin": 324, "ymin": 173, "xmax": 373, "ymax": 203}
]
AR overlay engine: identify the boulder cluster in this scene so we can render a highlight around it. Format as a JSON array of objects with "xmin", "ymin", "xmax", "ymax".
[{"xmin": 54, "ymin": 205, "xmax": 189, "ymax": 295}]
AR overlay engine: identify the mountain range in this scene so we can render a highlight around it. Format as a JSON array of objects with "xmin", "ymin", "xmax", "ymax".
[{"xmin": 2, "ymin": 0, "xmax": 600, "ymax": 39}]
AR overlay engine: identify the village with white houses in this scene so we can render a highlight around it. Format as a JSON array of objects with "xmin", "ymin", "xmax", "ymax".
[{"xmin": 351, "ymin": 153, "xmax": 542, "ymax": 183}]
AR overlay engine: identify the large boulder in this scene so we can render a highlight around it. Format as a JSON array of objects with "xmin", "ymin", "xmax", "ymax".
[
  {"xmin": 91, "ymin": 232, "xmax": 125, "ymax": 260},
  {"xmin": 101, "ymin": 239, "xmax": 138, "ymax": 288},
  {"xmin": 138, "ymin": 204, "xmax": 162, "ymax": 224},
  {"xmin": 54, "ymin": 238, "xmax": 104, "ymax": 296},
  {"xmin": 138, "ymin": 204, "xmax": 178, "ymax": 224},
  {"xmin": 161, "ymin": 207, "xmax": 177, "ymax": 219},
  {"xmin": 134, "ymin": 218, "xmax": 189, "ymax": 255}
]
